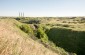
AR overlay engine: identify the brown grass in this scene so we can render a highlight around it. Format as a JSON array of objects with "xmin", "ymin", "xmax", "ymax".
[{"xmin": 0, "ymin": 19, "xmax": 58, "ymax": 55}]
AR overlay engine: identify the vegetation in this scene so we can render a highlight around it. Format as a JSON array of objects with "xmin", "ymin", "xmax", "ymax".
[
  {"xmin": 36, "ymin": 25, "xmax": 70, "ymax": 55},
  {"xmin": 15, "ymin": 17, "xmax": 85, "ymax": 55},
  {"xmin": 19, "ymin": 24, "xmax": 33, "ymax": 34},
  {"xmin": 0, "ymin": 18, "xmax": 59, "ymax": 55},
  {"xmin": 62, "ymin": 25, "xmax": 69, "ymax": 27},
  {"xmin": 1, "ymin": 17, "xmax": 85, "ymax": 55},
  {"xmin": 46, "ymin": 28, "xmax": 85, "ymax": 55},
  {"xmin": 28, "ymin": 19, "xmax": 40, "ymax": 24},
  {"xmin": 36, "ymin": 25, "xmax": 48, "ymax": 43}
]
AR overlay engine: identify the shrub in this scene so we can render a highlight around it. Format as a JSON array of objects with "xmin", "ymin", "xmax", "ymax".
[
  {"xmin": 56, "ymin": 24, "xmax": 62, "ymax": 26},
  {"xmin": 62, "ymin": 21, "xmax": 67, "ymax": 23},
  {"xmin": 15, "ymin": 17, "xmax": 20, "ymax": 20},
  {"xmin": 37, "ymin": 25, "xmax": 48, "ymax": 43},
  {"xmin": 19, "ymin": 24, "xmax": 33, "ymax": 34},
  {"xmin": 62, "ymin": 25, "xmax": 69, "ymax": 27},
  {"xmin": 28, "ymin": 19, "xmax": 40, "ymax": 24}
]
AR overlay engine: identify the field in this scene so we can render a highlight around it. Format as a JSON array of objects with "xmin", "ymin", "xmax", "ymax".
[
  {"xmin": 0, "ymin": 17, "xmax": 85, "ymax": 55},
  {"xmin": 16, "ymin": 17, "xmax": 85, "ymax": 55},
  {"xmin": 0, "ymin": 18, "xmax": 59, "ymax": 55}
]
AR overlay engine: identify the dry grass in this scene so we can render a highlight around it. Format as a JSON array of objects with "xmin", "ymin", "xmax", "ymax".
[
  {"xmin": 42, "ymin": 18, "xmax": 85, "ymax": 31},
  {"xmin": 0, "ymin": 19, "xmax": 58, "ymax": 55}
]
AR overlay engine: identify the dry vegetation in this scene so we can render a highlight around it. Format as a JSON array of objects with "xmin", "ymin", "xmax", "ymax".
[
  {"xmin": 0, "ymin": 19, "xmax": 59, "ymax": 55},
  {"xmin": 0, "ymin": 17, "xmax": 85, "ymax": 55},
  {"xmin": 16, "ymin": 17, "xmax": 85, "ymax": 55}
]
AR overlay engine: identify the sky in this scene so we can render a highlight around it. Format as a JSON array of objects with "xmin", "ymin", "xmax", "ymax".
[{"xmin": 0, "ymin": 0, "xmax": 85, "ymax": 17}]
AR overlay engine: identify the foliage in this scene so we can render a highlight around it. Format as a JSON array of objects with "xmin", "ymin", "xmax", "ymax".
[
  {"xmin": 47, "ymin": 27, "xmax": 85, "ymax": 55},
  {"xmin": 15, "ymin": 17, "xmax": 21, "ymax": 20},
  {"xmin": 47, "ymin": 41, "xmax": 69, "ymax": 55},
  {"xmin": 19, "ymin": 24, "xmax": 33, "ymax": 34},
  {"xmin": 15, "ymin": 17, "xmax": 85, "ymax": 55},
  {"xmin": 28, "ymin": 19, "xmax": 40, "ymax": 24},
  {"xmin": 36, "ymin": 25, "xmax": 48, "ymax": 43},
  {"xmin": 62, "ymin": 21, "xmax": 67, "ymax": 23},
  {"xmin": 62, "ymin": 25, "xmax": 69, "ymax": 27}
]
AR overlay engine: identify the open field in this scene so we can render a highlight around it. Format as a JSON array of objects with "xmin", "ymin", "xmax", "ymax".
[
  {"xmin": 0, "ymin": 17, "xmax": 85, "ymax": 55},
  {"xmin": 0, "ymin": 18, "xmax": 59, "ymax": 55},
  {"xmin": 16, "ymin": 17, "xmax": 85, "ymax": 55}
]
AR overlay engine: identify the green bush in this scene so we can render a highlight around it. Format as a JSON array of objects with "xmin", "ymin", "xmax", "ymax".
[
  {"xmin": 15, "ymin": 17, "xmax": 20, "ymax": 20},
  {"xmin": 37, "ymin": 25, "xmax": 48, "ymax": 43},
  {"xmin": 62, "ymin": 25, "xmax": 69, "ymax": 27},
  {"xmin": 28, "ymin": 19, "xmax": 40, "ymax": 24},
  {"xmin": 19, "ymin": 24, "xmax": 33, "ymax": 34}
]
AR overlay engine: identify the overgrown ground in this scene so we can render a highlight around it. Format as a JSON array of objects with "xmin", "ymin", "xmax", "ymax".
[
  {"xmin": 15, "ymin": 17, "xmax": 85, "ymax": 55},
  {"xmin": 1, "ymin": 17, "xmax": 85, "ymax": 55},
  {"xmin": 0, "ymin": 18, "xmax": 60, "ymax": 55}
]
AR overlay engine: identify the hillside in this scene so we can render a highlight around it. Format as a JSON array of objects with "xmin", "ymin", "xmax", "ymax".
[
  {"xmin": 0, "ymin": 19, "xmax": 58, "ymax": 55},
  {"xmin": 16, "ymin": 17, "xmax": 85, "ymax": 55}
]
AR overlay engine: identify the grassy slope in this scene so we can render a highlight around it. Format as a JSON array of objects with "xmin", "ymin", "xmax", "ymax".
[
  {"xmin": 16, "ymin": 17, "xmax": 85, "ymax": 55},
  {"xmin": 0, "ymin": 19, "xmax": 58, "ymax": 55}
]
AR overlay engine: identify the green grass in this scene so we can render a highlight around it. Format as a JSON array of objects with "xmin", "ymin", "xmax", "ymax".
[
  {"xmin": 46, "ymin": 27, "xmax": 85, "ymax": 55},
  {"xmin": 35, "ymin": 25, "xmax": 72, "ymax": 55},
  {"xmin": 36, "ymin": 25, "xmax": 48, "ymax": 43},
  {"xmin": 16, "ymin": 17, "xmax": 78, "ymax": 55},
  {"xmin": 16, "ymin": 17, "xmax": 85, "ymax": 55}
]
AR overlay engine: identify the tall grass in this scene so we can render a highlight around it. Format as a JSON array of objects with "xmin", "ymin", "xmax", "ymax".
[{"xmin": 47, "ymin": 28, "xmax": 85, "ymax": 55}]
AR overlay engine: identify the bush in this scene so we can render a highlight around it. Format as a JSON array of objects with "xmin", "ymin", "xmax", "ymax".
[
  {"xmin": 15, "ymin": 17, "xmax": 20, "ymax": 20},
  {"xmin": 19, "ymin": 24, "xmax": 33, "ymax": 34},
  {"xmin": 56, "ymin": 24, "xmax": 62, "ymax": 26},
  {"xmin": 28, "ymin": 19, "xmax": 40, "ymax": 24},
  {"xmin": 62, "ymin": 21, "xmax": 67, "ymax": 23},
  {"xmin": 62, "ymin": 25, "xmax": 69, "ymax": 27},
  {"xmin": 37, "ymin": 25, "xmax": 48, "ymax": 43}
]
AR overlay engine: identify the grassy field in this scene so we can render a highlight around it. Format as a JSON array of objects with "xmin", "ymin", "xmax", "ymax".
[
  {"xmin": 1, "ymin": 17, "xmax": 85, "ymax": 55},
  {"xmin": 15, "ymin": 17, "xmax": 85, "ymax": 55}
]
